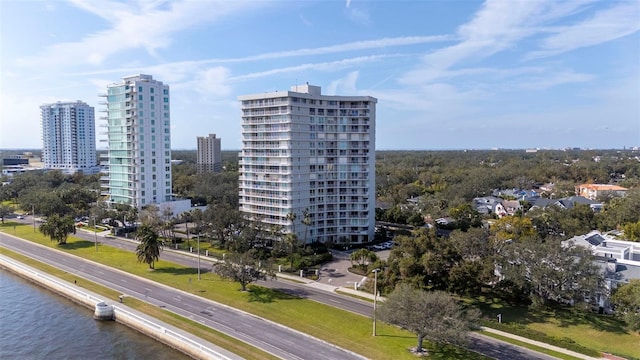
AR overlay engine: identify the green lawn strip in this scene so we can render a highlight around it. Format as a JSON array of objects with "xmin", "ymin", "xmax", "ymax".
[
  {"xmin": 0, "ymin": 247, "xmax": 278, "ymax": 360},
  {"xmin": 1, "ymin": 224, "xmax": 488, "ymax": 360},
  {"xmin": 335, "ymin": 289, "xmax": 375, "ymax": 303},
  {"xmin": 465, "ymin": 294, "xmax": 640, "ymax": 359},
  {"xmin": 480, "ymin": 330, "xmax": 583, "ymax": 360}
]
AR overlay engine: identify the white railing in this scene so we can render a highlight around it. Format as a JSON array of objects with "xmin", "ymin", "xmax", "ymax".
[{"xmin": 0, "ymin": 255, "xmax": 236, "ymax": 360}]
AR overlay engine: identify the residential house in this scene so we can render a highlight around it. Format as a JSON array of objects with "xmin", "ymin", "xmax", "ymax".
[
  {"xmin": 576, "ymin": 184, "xmax": 628, "ymax": 201},
  {"xmin": 530, "ymin": 195, "xmax": 603, "ymax": 212},
  {"xmin": 563, "ymin": 230, "xmax": 640, "ymax": 312},
  {"xmin": 473, "ymin": 196, "xmax": 522, "ymax": 217}
]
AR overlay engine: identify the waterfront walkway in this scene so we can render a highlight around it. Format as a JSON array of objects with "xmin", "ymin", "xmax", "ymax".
[
  {"xmin": 25, "ymin": 227, "xmax": 614, "ymax": 360},
  {"xmin": 0, "ymin": 254, "xmax": 243, "ymax": 360}
]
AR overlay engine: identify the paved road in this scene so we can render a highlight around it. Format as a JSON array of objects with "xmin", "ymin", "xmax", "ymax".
[
  {"xmin": 0, "ymin": 232, "xmax": 365, "ymax": 360},
  {"xmin": 3, "ymin": 225, "xmax": 558, "ymax": 360}
]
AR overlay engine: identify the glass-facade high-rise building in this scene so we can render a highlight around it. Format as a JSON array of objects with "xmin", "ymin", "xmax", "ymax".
[
  {"xmin": 101, "ymin": 74, "xmax": 172, "ymax": 208},
  {"xmin": 239, "ymin": 84, "xmax": 377, "ymax": 245},
  {"xmin": 40, "ymin": 100, "xmax": 98, "ymax": 174}
]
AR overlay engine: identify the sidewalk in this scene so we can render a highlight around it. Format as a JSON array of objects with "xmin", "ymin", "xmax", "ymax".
[
  {"xmin": 100, "ymin": 235, "xmax": 611, "ymax": 360},
  {"xmin": 0, "ymin": 254, "xmax": 242, "ymax": 360},
  {"xmin": 277, "ymin": 272, "xmax": 611, "ymax": 360},
  {"xmin": 481, "ymin": 327, "xmax": 603, "ymax": 360}
]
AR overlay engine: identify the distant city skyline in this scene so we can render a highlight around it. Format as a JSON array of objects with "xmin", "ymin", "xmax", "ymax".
[{"xmin": 1, "ymin": 0, "xmax": 639, "ymax": 150}]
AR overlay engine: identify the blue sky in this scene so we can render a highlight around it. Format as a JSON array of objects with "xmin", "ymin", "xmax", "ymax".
[{"xmin": 1, "ymin": 0, "xmax": 639, "ymax": 150}]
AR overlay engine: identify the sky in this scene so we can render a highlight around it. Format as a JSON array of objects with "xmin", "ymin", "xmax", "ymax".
[{"xmin": 1, "ymin": 0, "xmax": 639, "ymax": 151}]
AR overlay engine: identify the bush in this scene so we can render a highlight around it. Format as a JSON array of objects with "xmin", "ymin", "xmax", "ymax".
[{"xmin": 481, "ymin": 319, "xmax": 601, "ymax": 357}]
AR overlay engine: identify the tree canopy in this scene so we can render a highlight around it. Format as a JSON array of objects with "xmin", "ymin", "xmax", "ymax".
[
  {"xmin": 135, "ymin": 225, "xmax": 164, "ymax": 269},
  {"xmin": 611, "ymin": 279, "xmax": 640, "ymax": 332},
  {"xmin": 39, "ymin": 214, "xmax": 76, "ymax": 244},
  {"xmin": 212, "ymin": 251, "xmax": 275, "ymax": 291},
  {"xmin": 378, "ymin": 284, "xmax": 480, "ymax": 353}
]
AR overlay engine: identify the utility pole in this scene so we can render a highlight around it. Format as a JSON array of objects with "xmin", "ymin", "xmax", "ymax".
[
  {"xmin": 197, "ymin": 234, "xmax": 201, "ymax": 280},
  {"xmin": 372, "ymin": 268, "xmax": 380, "ymax": 336},
  {"xmin": 93, "ymin": 216, "xmax": 98, "ymax": 251},
  {"xmin": 32, "ymin": 204, "xmax": 35, "ymax": 232}
]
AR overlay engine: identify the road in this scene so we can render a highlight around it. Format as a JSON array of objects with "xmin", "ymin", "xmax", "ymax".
[
  {"xmin": 2, "ymin": 223, "xmax": 558, "ymax": 360},
  {"xmin": 0, "ymin": 232, "xmax": 365, "ymax": 360}
]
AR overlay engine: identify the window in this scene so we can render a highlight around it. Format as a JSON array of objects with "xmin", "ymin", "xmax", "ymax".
[
  {"xmin": 138, "ymin": 95, "xmax": 143, "ymax": 100},
  {"xmin": 150, "ymin": 96, "xmax": 154, "ymax": 101},
  {"xmin": 150, "ymin": 88, "xmax": 154, "ymax": 93},
  {"xmin": 163, "ymin": 89, "xmax": 168, "ymax": 95},
  {"xmin": 138, "ymin": 86, "xmax": 143, "ymax": 92},
  {"xmin": 163, "ymin": 97, "xmax": 168, "ymax": 103}
]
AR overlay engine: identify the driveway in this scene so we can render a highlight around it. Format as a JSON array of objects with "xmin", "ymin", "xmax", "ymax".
[{"xmin": 318, "ymin": 249, "xmax": 390, "ymax": 289}]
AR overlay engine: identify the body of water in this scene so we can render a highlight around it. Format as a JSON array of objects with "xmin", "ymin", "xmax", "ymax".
[{"xmin": 0, "ymin": 270, "xmax": 191, "ymax": 360}]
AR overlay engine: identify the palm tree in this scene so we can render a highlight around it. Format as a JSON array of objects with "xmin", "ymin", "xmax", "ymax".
[
  {"xmin": 135, "ymin": 225, "xmax": 164, "ymax": 269},
  {"xmin": 285, "ymin": 212, "xmax": 299, "ymax": 270},
  {"xmin": 39, "ymin": 214, "xmax": 76, "ymax": 244},
  {"xmin": 302, "ymin": 209, "xmax": 312, "ymax": 244}
]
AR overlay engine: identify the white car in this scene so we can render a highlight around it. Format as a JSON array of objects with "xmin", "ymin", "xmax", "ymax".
[{"xmin": 16, "ymin": 215, "xmax": 24, "ymax": 219}]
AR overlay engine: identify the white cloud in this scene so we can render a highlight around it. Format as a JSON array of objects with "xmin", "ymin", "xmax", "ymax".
[
  {"xmin": 401, "ymin": 0, "xmax": 594, "ymax": 83},
  {"xmin": 519, "ymin": 70, "xmax": 595, "ymax": 90},
  {"xmin": 231, "ymin": 55, "xmax": 392, "ymax": 81},
  {"xmin": 527, "ymin": 1, "xmax": 640, "ymax": 59},
  {"xmin": 58, "ymin": 35, "xmax": 451, "ymax": 80},
  {"xmin": 17, "ymin": 0, "xmax": 266, "ymax": 68},
  {"xmin": 345, "ymin": 6, "xmax": 370, "ymax": 26},
  {"xmin": 327, "ymin": 71, "xmax": 360, "ymax": 95},
  {"xmin": 180, "ymin": 67, "xmax": 232, "ymax": 97}
]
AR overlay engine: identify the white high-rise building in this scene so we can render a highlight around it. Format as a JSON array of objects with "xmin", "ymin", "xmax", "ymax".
[
  {"xmin": 239, "ymin": 84, "xmax": 377, "ymax": 245},
  {"xmin": 102, "ymin": 74, "xmax": 172, "ymax": 209},
  {"xmin": 40, "ymin": 101, "xmax": 98, "ymax": 174},
  {"xmin": 197, "ymin": 133, "xmax": 222, "ymax": 173}
]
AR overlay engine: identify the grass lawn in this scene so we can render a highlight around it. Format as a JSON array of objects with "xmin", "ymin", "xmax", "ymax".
[
  {"xmin": 467, "ymin": 294, "xmax": 640, "ymax": 359},
  {"xmin": 480, "ymin": 331, "xmax": 583, "ymax": 360},
  {"xmin": 0, "ymin": 223, "xmax": 488, "ymax": 360},
  {"xmin": 0, "ymin": 247, "xmax": 278, "ymax": 360}
]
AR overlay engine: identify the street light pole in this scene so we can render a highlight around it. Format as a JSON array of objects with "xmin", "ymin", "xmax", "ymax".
[
  {"xmin": 372, "ymin": 268, "xmax": 380, "ymax": 336},
  {"xmin": 32, "ymin": 204, "xmax": 35, "ymax": 232},
  {"xmin": 197, "ymin": 235, "xmax": 201, "ymax": 280},
  {"xmin": 93, "ymin": 216, "xmax": 98, "ymax": 251}
]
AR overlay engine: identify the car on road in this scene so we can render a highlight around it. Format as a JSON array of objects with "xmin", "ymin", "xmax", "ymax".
[{"xmin": 16, "ymin": 215, "xmax": 24, "ymax": 219}]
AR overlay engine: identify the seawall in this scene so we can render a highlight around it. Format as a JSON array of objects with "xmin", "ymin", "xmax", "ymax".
[{"xmin": 0, "ymin": 254, "xmax": 242, "ymax": 360}]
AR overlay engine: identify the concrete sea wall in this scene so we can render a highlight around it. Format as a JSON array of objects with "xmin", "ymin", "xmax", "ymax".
[{"xmin": 0, "ymin": 254, "xmax": 241, "ymax": 360}]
